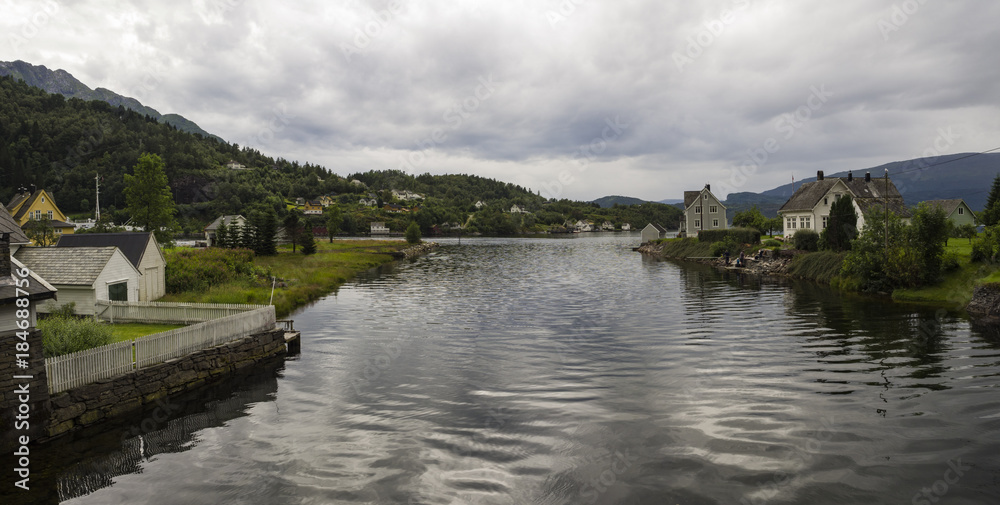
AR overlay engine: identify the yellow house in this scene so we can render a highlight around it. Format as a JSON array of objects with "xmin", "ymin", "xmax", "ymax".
[{"xmin": 5, "ymin": 185, "xmax": 75, "ymax": 243}]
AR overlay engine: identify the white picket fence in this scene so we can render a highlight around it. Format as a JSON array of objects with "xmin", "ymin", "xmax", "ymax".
[
  {"xmin": 45, "ymin": 306, "xmax": 277, "ymax": 394},
  {"xmin": 95, "ymin": 300, "xmax": 268, "ymax": 324}
]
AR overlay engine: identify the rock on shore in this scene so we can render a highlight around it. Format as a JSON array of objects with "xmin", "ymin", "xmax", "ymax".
[
  {"xmin": 966, "ymin": 283, "xmax": 1000, "ymax": 319},
  {"xmin": 391, "ymin": 242, "xmax": 439, "ymax": 259}
]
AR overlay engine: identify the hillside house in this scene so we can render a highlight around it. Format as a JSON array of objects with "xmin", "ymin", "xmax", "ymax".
[
  {"xmin": 14, "ymin": 246, "xmax": 140, "ymax": 315},
  {"xmin": 55, "ymin": 232, "xmax": 166, "ymax": 301},
  {"xmin": 602, "ymin": 221, "xmax": 614, "ymax": 231},
  {"xmin": 641, "ymin": 223, "xmax": 668, "ymax": 243},
  {"xmin": 5, "ymin": 185, "xmax": 76, "ymax": 242},
  {"xmin": 370, "ymin": 222, "xmax": 389, "ymax": 235},
  {"xmin": 777, "ymin": 170, "xmax": 910, "ymax": 239},
  {"xmin": 680, "ymin": 184, "xmax": 727, "ymax": 237},
  {"xmin": 621, "ymin": 223, "xmax": 631, "ymax": 231},
  {"xmin": 475, "ymin": 200, "xmax": 486, "ymax": 209},
  {"xmin": 318, "ymin": 195, "xmax": 336, "ymax": 207},
  {"xmin": 359, "ymin": 197, "xmax": 378, "ymax": 207},
  {"xmin": 392, "ymin": 190, "xmax": 424, "ymax": 202},
  {"xmin": 304, "ymin": 201, "xmax": 324, "ymax": 215},
  {"xmin": 225, "ymin": 160, "xmax": 247, "ymax": 170},
  {"xmin": 204, "ymin": 215, "xmax": 247, "ymax": 247},
  {"xmin": 923, "ymin": 199, "xmax": 976, "ymax": 228},
  {"xmin": 0, "ymin": 234, "xmax": 57, "ymax": 334}
]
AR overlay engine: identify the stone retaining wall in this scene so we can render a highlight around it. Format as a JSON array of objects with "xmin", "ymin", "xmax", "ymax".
[
  {"xmin": 0, "ymin": 329, "xmax": 49, "ymax": 451},
  {"xmin": 43, "ymin": 328, "xmax": 286, "ymax": 440}
]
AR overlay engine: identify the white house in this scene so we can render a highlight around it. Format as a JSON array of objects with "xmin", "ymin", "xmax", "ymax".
[
  {"xmin": 204, "ymin": 215, "xmax": 247, "ymax": 247},
  {"xmin": 641, "ymin": 223, "xmax": 668, "ymax": 242},
  {"xmin": 55, "ymin": 232, "xmax": 166, "ymax": 301},
  {"xmin": 0, "ymin": 235, "xmax": 57, "ymax": 335},
  {"xmin": 510, "ymin": 204, "xmax": 526, "ymax": 214},
  {"xmin": 226, "ymin": 160, "xmax": 247, "ymax": 170},
  {"xmin": 359, "ymin": 197, "xmax": 378, "ymax": 207},
  {"xmin": 370, "ymin": 222, "xmax": 389, "ymax": 235},
  {"xmin": 777, "ymin": 170, "xmax": 910, "ymax": 239},
  {"xmin": 475, "ymin": 200, "xmax": 486, "ymax": 209},
  {"xmin": 621, "ymin": 223, "xmax": 631, "ymax": 232},
  {"xmin": 14, "ymin": 246, "xmax": 140, "ymax": 315},
  {"xmin": 602, "ymin": 221, "xmax": 614, "ymax": 231},
  {"xmin": 574, "ymin": 220, "xmax": 593, "ymax": 232},
  {"xmin": 680, "ymin": 184, "xmax": 727, "ymax": 237}
]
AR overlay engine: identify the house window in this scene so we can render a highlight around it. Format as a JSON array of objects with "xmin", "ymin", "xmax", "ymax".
[
  {"xmin": 800, "ymin": 217, "xmax": 810, "ymax": 229},
  {"xmin": 108, "ymin": 281, "xmax": 128, "ymax": 302},
  {"xmin": 47, "ymin": 210, "xmax": 53, "ymax": 219},
  {"xmin": 787, "ymin": 218, "xmax": 796, "ymax": 229},
  {"xmin": 824, "ymin": 197, "xmax": 828, "ymax": 205},
  {"xmin": 713, "ymin": 219, "xmax": 719, "ymax": 227},
  {"xmin": 694, "ymin": 220, "xmax": 701, "ymax": 227},
  {"xmin": 958, "ymin": 207, "xmax": 964, "ymax": 215},
  {"xmin": 41, "ymin": 197, "xmax": 45, "ymax": 203},
  {"xmin": 695, "ymin": 206, "xmax": 702, "ymax": 213},
  {"xmin": 34, "ymin": 210, "xmax": 41, "ymax": 220},
  {"xmin": 710, "ymin": 206, "xmax": 718, "ymax": 213},
  {"xmin": 822, "ymin": 216, "xmax": 828, "ymax": 229}
]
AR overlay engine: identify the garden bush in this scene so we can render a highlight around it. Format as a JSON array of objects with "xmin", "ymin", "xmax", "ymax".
[
  {"xmin": 793, "ymin": 229, "xmax": 820, "ymax": 251},
  {"xmin": 698, "ymin": 227, "xmax": 761, "ymax": 245},
  {"xmin": 763, "ymin": 239, "xmax": 782, "ymax": 248},
  {"xmin": 166, "ymin": 248, "xmax": 269, "ymax": 293},
  {"xmin": 39, "ymin": 315, "xmax": 114, "ymax": 357}
]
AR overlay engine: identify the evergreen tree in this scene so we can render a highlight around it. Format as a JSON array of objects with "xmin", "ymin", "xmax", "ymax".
[
  {"xmin": 251, "ymin": 209, "xmax": 278, "ymax": 256},
  {"xmin": 283, "ymin": 210, "xmax": 303, "ymax": 253},
  {"xmin": 405, "ymin": 221, "xmax": 422, "ymax": 244},
  {"xmin": 216, "ymin": 220, "xmax": 230, "ymax": 248},
  {"xmin": 124, "ymin": 153, "xmax": 177, "ymax": 245},
  {"xmin": 325, "ymin": 206, "xmax": 342, "ymax": 242},
  {"xmin": 983, "ymin": 173, "xmax": 1000, "ymax": 226},
  {"xmin": 820, "ymin": 195, "xmax": 858, "ymax": 251},
  {"xmin": 300, "ymin": 226, "xmax": 317, "ymax": 254}
]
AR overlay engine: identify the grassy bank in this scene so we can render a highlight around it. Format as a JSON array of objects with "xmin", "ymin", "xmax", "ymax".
[
  {"xmin": 161, "ymin": 240, "xmax": 410, "ymax": 317},
  {"xmin": 892, "ymin": 238, "xmax": 998, "ymax": 306},
  {"xmin": 657, "ymin": 237, "xmax": 713, "ymax": 259},
  {"xmin": 787, "ymin": 251, "xmax": 848, "ymax": 284}
]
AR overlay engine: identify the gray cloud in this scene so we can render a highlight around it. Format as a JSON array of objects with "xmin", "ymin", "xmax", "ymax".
[{"xmin": 2, "ymin": 0, "xmax": 998, "ymax": 201}]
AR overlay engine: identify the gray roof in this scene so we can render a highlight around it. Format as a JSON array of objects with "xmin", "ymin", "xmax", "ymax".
[
  {"xmin": 0, "ymin": 257, "xmax": 57, "ymax": 304},
  {"xmin": 923, "ymin": 199, "xmax": 970, "ymax": 217},
  {"xmin": 779, "ymin": 177, "xmax": 911, "ymax": 218},
  {"xmin": 645, "ymin": 223, "xmax": 668, "ymax": 233},
  {"xmin": 0, "ymin": 207, "xmax": 30, "ymax": 245},
  {"xmin": 13, "ymin": 246, "xmax": 127, "ymax": 286},
  {"xmin": 55, "ymin": 232, "xmax": 157, "ymax": 268},
  {"xmin": 683, "ymin": 187, "xmax": 726, "ymax": 210},
  {"xmin": 204, "ymin": 215, "xmax": 246, "ymax": 231}
]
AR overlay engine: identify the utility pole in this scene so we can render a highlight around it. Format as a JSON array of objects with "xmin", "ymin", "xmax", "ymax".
[
  {"xmin": 884, "ymin": 168, "xmax": 888, "ymax": 256},
  {"xmin": 95, "ymin": 173, "xmax": 101, "ymax": 221}
]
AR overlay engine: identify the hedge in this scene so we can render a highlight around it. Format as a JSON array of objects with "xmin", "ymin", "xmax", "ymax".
[{"xmin": 698, "ymin": 227, "xmax": 761, "ymax": 245}]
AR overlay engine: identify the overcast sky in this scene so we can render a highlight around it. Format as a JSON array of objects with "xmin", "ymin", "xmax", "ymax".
[{"xmin": 2, "ymin": 0, "xmax": 998, "ymax": 201}]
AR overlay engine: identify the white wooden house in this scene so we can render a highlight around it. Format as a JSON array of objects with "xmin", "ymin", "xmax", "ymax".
[
  {"xmin": 14, "ymin": 246, "xmax": 140, "ymax": 315},
  {"xmin": 55, "ymin": 232, "xmax": 166, "ymax": 301},
  {"xmin": 641, "ymin": 223, "xmax": 668, "ymax": 242},
  {"xmin": 204, "ymin": 215, "xmax": 247, "ymax": 247},
  {"xmin": 370, "ymin": 222, "xmax": 389, "ymax": 235},
  {"xmin": 777, "ymin": 170, "xmax": 910, "ymax": 239}
]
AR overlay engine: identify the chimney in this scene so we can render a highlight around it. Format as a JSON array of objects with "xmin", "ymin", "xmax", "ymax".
[
  {"xmin": 817, "ymin": 170, "xmax": 824, "ymax": 181},
  {"xmin": 865, "ymin": 171, "xmax": 871, "ymax": 182},
  {"xmin": 0, "ymin": 232, "xmax": 10, "ymax": 279},
  {"xmin": 29, "ymin": 183, "xmax": 36, "ymax": 194},
  {"xmin": 847, "ymin": 170, "xmax": 853, "ymax": 182},
  {"xmin": 705, "ymin": 183, "xmax": 711, "ymax": 192}
]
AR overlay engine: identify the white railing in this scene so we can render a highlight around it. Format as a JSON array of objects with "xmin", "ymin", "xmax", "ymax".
[
  {"xmin": 95, "ymin": 300, "xmax": 268, "ymax": 324},
  {"xmin": 135, "ymin": 307, "xmax": 276, "ymax": 368},
  {"xmin": 45, "ymin": 340, "xmax": 135, "ymax": 394},
  {"xmin": 45, "ymin": 306, "xmax": 277, "ymax": 394}
]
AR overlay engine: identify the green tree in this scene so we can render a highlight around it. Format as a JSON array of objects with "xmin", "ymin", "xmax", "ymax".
[
  {"xmin": 250, "ymin": 209, "xmax": 278, "ymax": 256},
  {"xmin": 982, "ymin": 174, "xmax": 1000, "ymax": 226},
  {"xmin": 842, "ymin": 209, "xmax": 916, "ymax": 292},
  {"xmin": 766, "ymin": 217, "xmax": 783, "ymax": 237},
  {"xmin": 953, "ymin": 223, "xmax": 977, "ymax": 244},
  {"xmin": 124, "ymin": 153, "xmax": 177, "ymax": 244},
  {"xmin": 300, "ymin": 227, "xmax": 317, "ymax": 254},
  {"xmin": 405, "ymin": 221, "xmax": 422, "ymax": 244},
  {"xmin": 820, "ymin": 195, "xmax": 857, "ymax": 251},
  {"xmin": 216, "ymin": 220, "xmax": 230, "ymax": 248},
  {"xmin": 732, "ymin": 206, "xmax": 768, "ymax": 234},
  {"xmin": 325, "ymin": 206, "xmax": 342, "ymax": 242},
  {"xmin": 910, "ymin": 202, "xmax": 950, "ymax": 284},
  {"xmin": 283, "ymin": 209, "xmax": 303, "ymax": 253},
  {"xmin": 25, "ymin": 217, "xmax": 57, "ymax": 246}
]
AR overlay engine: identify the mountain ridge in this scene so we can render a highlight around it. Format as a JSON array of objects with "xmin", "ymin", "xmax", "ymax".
[{"xmin": 0, "ymin": 60, "xmax": 219, "ymax": 140}]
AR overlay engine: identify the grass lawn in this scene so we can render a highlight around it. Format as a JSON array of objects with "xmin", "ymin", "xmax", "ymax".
[
  {"xmin": 161, "ymin": 239, "xmax": 409, "ymax": 317},
  {"xmin": 108, "ymin": 323, "xmax": 186, "ymax": 343},
  {"xmin": 892, "ymin": 238, "xmax": 996, "ymax": 306},
  {"xmin": 657, "ymin": 237, "xmax": 714, "ymax": 258}
]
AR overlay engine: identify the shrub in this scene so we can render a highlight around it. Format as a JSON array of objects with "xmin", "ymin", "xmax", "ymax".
[
  {"xmin": 763, "ymin": 239, "xmax": 782, "ymax": 248},
  {"xmin": 941, "ymin": 250, "xmax": 961, "ymax": 272},
  {"xmin": 405, "ymin": 221, "xmax": 422, "ymax": 244},
  {"xmin": 39, "ymin": 315, "xmax": 114, "ymax": 357},
  {"xmin": 698, "ymin": 227, "xmax": 761, "ymax": 245},
  {"xmin": 793, "ymin": 229, "xmax": 820, "ymax": 251},
  {"xmin": 166, "ymin": 248, "xmax": 268, "ymax": 293},
  {"xmin": 51, "ymin": 302, "xmax": 77, "ymax": 318},
  {"xmin": 709, "ymin": 236, "xmax": 742, "ymax": 257}
]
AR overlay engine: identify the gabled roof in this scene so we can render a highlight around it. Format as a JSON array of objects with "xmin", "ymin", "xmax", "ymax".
[
  {"xmin": 0, "ymin": 207, "xmax": 30, "ymax": 245},
  {"xmin": 55, "ymin": 232, "xmax": 158, "ymax": 269},
  {"xmin": 779, "ymin": 177, "xmax": 911, "ymax": 217},
  {"xmin": 683, "ymin": 186, "xmax": 726, "ymax": 210},
  {"xmin": 7, "ymin": 190, "xmax": 41, "ymax": 220},
  {"xmin": 14, "ymin": 246, "xmax": 136, "ymax": 286},
  {"xmin": 923, "ymin": 199, "xmax": 970, "ymax": 217},
  {"xmin": 204, "ymin": 215, "xmax": 247, "ymax": 231},
  {"xmin": 0, "ymin": 257, "xmax": 57, "ymax": 304},
  {"xmin": 644, "ymin": 223, "xmax": 668, "ymax": 232}
]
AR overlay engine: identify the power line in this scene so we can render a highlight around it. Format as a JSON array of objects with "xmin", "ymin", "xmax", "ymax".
[{"xmin": 890, "ymin": 146, "xmax": 1000, "ymax": 177}]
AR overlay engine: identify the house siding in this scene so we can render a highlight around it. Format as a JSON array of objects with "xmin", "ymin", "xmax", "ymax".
[
  {"xmin": 95, "ymin": 250, "xmax": 140, "ymax": 303},
  {"xmin": 137, "ymin": 238, "xmax": 166, "ymax": 301},
  {"xmin": 949, "ymin": 204, "xmax": 976, "ymax": 227},
  {"xmin": 36, "ymin": 287, "xmax": 96, "ymax": 315},
  {"xmin": 682, "ymin": 189, "xmax": 727, "ymax": 237}
]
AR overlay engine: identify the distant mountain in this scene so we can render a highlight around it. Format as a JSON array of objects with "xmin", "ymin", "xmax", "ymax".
[
  {"xmin": 0, "ymin": 60, "xmax": 219, "ymax": 140},
  {"xmin": 724, "ymin": 152, "xmax": 1000, "ymax": 219},
  {"xmin": 658, "ymin": 198, "xmax": 684, "ymax": 205},
  {"xmin": 592, "ymin": 195, "xmax": 649, "ymax": 208}
]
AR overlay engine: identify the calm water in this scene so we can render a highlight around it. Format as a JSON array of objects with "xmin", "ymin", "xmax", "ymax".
[{"xmin": 22, "ymin": 235, "xmax": 1000, "ymax": 504}]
